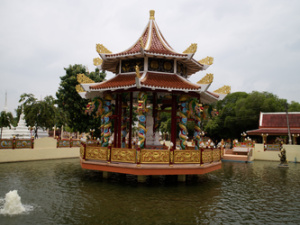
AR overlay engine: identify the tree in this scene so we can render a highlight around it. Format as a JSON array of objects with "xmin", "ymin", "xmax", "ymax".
[
  {"xmin": 288, "ymin": 101, "xmax": 300, "ymax": 112},
  {"xmin": 204, "ymin": 91, "xmax": 287, "ymax": 140},
  {"xmin": 0, "ymin": 111, "xmax": 13, "ymax": 139},
  {"xmin": 19, "ymin": 93, "xmax": 57, "ymax": 138},
  {"xmin": 56, "ymin": 64, "xmax": 106, "ymax": 133}
]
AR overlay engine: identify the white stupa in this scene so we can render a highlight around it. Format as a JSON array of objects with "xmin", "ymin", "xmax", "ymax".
[{"xmin": 1, "ymin": 112, "xmax": 31, "ymax": 139}]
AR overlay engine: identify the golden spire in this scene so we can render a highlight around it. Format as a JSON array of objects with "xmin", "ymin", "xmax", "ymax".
[
  {"xmin": 198, "ymin": 56, "xmax": 214, "ymax": 65},
  {"xmin": 197, "ymin": 73, "xmax": 214, "ymax": 84},
  {"xmin": 183, "ymin": 43, "xmax": 197, "ymax": 54},
  {"xmin": 93, "ymin": 57, "xmax": 103, "ymax": 66},
  {"xmin": 214, "ymin": 85, "xmax": 231, "ymax": 94},
  {"xmin": 149, "ymin": 10, "xmax": 155, "ymax": 20},
  {"xmin": 96, "ymin": 44, "xmax": 112, "ymax": 54}
]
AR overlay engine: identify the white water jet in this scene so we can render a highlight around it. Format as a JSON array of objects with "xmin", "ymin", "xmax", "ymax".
[{"xmin": 0, "ymin": 190, "xmax": 26, "ymax": 215}]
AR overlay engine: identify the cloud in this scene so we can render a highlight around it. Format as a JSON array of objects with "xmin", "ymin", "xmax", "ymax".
[{"xmin": 0, "ymin": 0, "xmax": 300, "ymax": 115}]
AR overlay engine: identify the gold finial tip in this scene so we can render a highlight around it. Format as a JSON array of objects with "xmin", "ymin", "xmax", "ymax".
[{"xmin": 149, "ymin": 10, "xmax": 155, "ymax": 20}]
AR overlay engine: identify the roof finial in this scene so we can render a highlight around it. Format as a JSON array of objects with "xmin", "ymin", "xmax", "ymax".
[{"xmin": 149, "ymin": 10, "xmax": 155, "ymax": 20}]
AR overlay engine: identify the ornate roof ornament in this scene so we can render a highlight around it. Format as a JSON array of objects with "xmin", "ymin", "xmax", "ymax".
[
  {"xmin": 139, "ymin": 37, "xmax": 144, "ymax": 50},
  {"xmin": 197, "ymin": 73, "xmax": 214, "ymax": 84},
  {"xmin": 96, "ymin": 44, "xmax": 112, "ymax": 54},
  {"xmin": 149, "ymin": 10, "xmax": 155, "ymax": 20},
  {"xmin": 77, "ymin": 73, "xmax": 95, "ymax": 84},
  {"xmin": 76, "ymin": 73, "xmax": 95, "ymax": 93},
  {"xmin": 93, "ymin": 57, "xmax": 103, "ymax": 66},
  {"xmin": 183, "ymin": 43, "xmax": 197, "ymax": 54},
  {"xmin": 198, "ymin": 56, "xmax": 214, "ymax": 65},
  {"xmin": 214, "ymin": 85, "xmax": 231, "ymax": 94},
  {"xmin": 135, "ymin": 65, "xmax": 141, "ymax": 78}
]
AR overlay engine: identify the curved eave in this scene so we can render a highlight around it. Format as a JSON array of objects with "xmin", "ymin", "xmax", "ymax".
[{"xmin": 200, "ymin": 91, "xmax": 220, "ymax": 104}]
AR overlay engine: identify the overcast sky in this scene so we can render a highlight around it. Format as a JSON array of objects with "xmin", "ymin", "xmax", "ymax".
[{"xmin": 1, "ymin": 0, "xmax": 299, "ymax": 115}]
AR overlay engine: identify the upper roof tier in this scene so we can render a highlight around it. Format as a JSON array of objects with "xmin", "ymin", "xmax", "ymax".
[{"xmin": 96, "ymin": 10, "xmax": 211, "ymax": 76}]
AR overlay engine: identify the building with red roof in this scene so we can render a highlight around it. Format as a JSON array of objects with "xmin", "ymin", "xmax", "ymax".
[{"xmin": 247, "ymin": 112, "xmax": 300, "ymax": 144}]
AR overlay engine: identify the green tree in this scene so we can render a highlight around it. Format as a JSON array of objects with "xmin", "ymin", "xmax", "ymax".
[
  {"xmin": 204, "ymin": 91, "xmax": 287, "ymax": 140},
  {"xmin": 288, "ymin": 101, "xmax": 300, "ymax": 112},
  {"xmin": 0, "ymin": 111, "xmax": 13, "ymax": 139},
  {"xmin": 56, "ymin": 64, "xmax": 106, "ymax": 134},
  {"xmin": 19, "ymin": 93, "xmax": 57, "ymax": 138}
]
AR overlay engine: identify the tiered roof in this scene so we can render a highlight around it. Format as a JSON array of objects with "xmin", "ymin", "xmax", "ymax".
[{"xmin": 80, "ymin": 10, "xmax": 230, "ymax": 102}]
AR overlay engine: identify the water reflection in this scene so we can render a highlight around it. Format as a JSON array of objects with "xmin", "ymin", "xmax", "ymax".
[{"xmin": 0, "ymin": 159, "xmax": 299, "ymax": 224}]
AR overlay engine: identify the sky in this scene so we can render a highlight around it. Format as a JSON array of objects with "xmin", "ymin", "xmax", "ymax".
[{"xmin": 1, "ymin": 0, "xmax": 300, "ymax": 115}]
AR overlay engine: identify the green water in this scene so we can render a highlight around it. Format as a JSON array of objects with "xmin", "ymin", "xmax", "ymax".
[{"xmin": 0, "ymin": 159, "xmax": 299, "ymax": 224}]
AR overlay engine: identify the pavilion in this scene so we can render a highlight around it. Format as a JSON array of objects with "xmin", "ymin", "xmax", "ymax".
[
  {"xmin": 247, "ymin": 112, "xmax": 300, "ymax": 145},
  {"xmin": 78, "ymin": 10, "xmax": 230, "ymax": 179}
]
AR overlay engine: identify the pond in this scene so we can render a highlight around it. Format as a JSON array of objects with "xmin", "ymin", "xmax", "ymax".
[{"xmin": 0, "ymin": 159, "xmax": 299, "ymax": 224}]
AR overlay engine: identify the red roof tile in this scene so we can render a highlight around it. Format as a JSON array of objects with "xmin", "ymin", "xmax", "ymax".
[
  {"xmin": 141, "ymin": 73, "xmax": 200, "ymax": 90},
  {"xmin": 261, "ymin": 113, "xmax": 300, "ymax": 128},
  {"xmin": 90, "ymin": 75, "xmax": 136, "ymax": 90},
  {"xmin": 247, "ymin": 128, "xmax": 300, "ymax": 135}
]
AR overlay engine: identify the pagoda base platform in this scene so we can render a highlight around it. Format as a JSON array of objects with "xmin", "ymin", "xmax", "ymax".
[{"xmin": 80, "ymin": 158, "xmax": 221, "ymax": 176}]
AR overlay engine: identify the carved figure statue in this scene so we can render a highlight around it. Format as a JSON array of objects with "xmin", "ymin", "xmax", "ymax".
[{"xmin": 278, "ymin": 147, "xmax": 287, "ymax": 165}]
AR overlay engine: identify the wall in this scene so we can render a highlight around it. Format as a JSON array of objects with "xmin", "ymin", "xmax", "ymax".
[
  {"xmin": 253, "ymin": 144, "xmax": 300, "ymax": 163},
  {"xmin": 0, "ymin": 137, "xmax": 79, "ymax": 163}
]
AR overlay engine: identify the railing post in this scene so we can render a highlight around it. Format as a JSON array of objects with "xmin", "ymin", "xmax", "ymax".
[
  {"xmin": 70, "ymin": 138, "xmax": 72, "ymax": 148},
  {"xmin": 56, "ymin": 136, "xmax": 59, "ymax": 148},
  {"xmin": 31, "ymin": 136, "xmax": 34, "ymax": 149},
  {"xmin": 200, "ymin": 147, "xmax": 203, "ymax": 166},
  {"xmin": 107, "ymin": 143, "xmax": 112, "ymax": 163},
  {"xmin": 12, "ymin": 136, "xmax": 15, "ymax": 150},
  {"xmin": 136, "ymin": 146, "xmax": 141, "ymax": 166},
  {"xmin": 211, "ymin": 147, "xmax": 214, "ymax": 163}
]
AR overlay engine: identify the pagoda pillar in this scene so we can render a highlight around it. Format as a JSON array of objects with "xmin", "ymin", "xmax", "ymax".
[
  {"xmin": 102, "ymin": 94, "xmax": 113, "ymax": 147},
  {"xmin": 171, "ymin": 94, "xmax": 177, "ymax": 149},
  {"xmin": 128, "ymin": 92, "xmax": 133, "ymax": 149},
  {"xmin": 137, "ymin": 92, "xmax": 147, "ymax": 149},
  {"xmin": 117, "ymin": 94, "xmax": 122, "ymax": 148},
  {"xmin": 179, "ymin": 96, "xmax": 189, "ymax": 150}
]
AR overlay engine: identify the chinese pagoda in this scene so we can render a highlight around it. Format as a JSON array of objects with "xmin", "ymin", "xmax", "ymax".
[{"xmin": 78, "ymin": 10, "xmax": 230, "ymax": 181}]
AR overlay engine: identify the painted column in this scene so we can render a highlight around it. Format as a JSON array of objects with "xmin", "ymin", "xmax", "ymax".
[
  {"xmin": 171, "ymin": 94, "xmax": 177, "ymax": 149},
  {"xmin": 179, "ymin": 96, "xmax": 189, "ymax": 150},
  {"xmin": 102, "ymin": 94, "xmax": 113, "ymax": 147},
  {"xmin": 137, "ymin": 92, "xmax": 147, "ymax": 149},
  {"xmin": 121, "ymin": 101, "xmax": 128, "ymax": 148},
  {"xmin": 194, "ymin": 101, "xmax": 202, "ymax": 150}
]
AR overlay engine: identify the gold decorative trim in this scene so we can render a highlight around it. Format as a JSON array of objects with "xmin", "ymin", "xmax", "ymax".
[
  {"xmin": 198, "ymin": 56, "xmax": 214, "ymax": 65},
  {"xmin": 214, "ymin": 85, "xmax": 231, "ymax": 94},
  {"xmin": 77, "ymin": 73, "xmax": 95, "ymax": 84},
  {"xmin": 183, "ymin": 43, "xmax": 197, "ymax": 54},
  {"xmin": 96, "ymin": 44, "xmax": 112, "ymax": 54},
  {"xmin": 85, "ymin": 147, "xmax": 108, "ymax": 161},
  {"xmin": 76, "ymin": 85, "xmax": 84, "ymax": 93},
  {"xmin": 202, "ymin": 149, "xmax": 212, "ymax": 164},
  {"xmin": 111, "ymin": 148, "xmax": 136, "ymax": 163},
  {"xmin": 174, "ymin": 150, "xmax": 200, "ymax": 163},
  {"xmin": 141, "ymin": 149, "xmax": 170, "ymax": 163},
  {"xmin": 93, "ymin": 57, "xmax": 103, "ymax": 66},
  {"xmin": 197, "ymin": 73, "xmax": 214, "ymax": 84},
  {"xmin": 149, "ymin": 10, "xmax": 155, "ymax": 20}
]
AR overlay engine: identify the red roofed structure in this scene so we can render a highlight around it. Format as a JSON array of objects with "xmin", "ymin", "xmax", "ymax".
[
  {"xmin": 247, "ymin": 112, "xmax": 300, "ymax": 144},
  {"xmin": 78, "ymin": 10, "xmax": 231, "ymax": 179}
]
